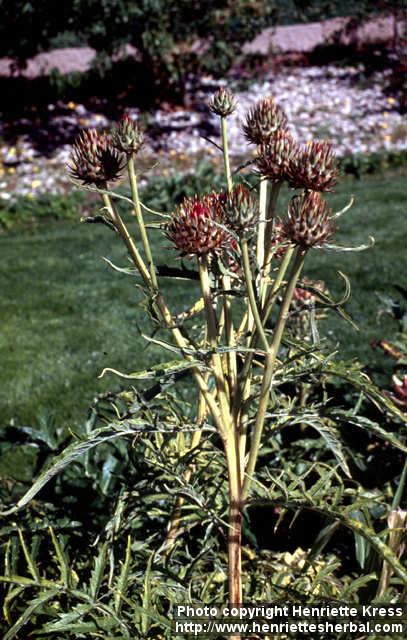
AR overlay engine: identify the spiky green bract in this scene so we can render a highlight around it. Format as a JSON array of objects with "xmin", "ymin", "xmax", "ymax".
[
  {"xmin": 284, "ymin": 190, "xmax": 334, "ymax": 249},
  {"xmin": 255, "ymin": 130, "xmax": 299, "ymax": 183},
  {"xmin": 243, "ymin": 96, "xmax": 288, "ymax": 145},
  {"xmin": 220, "ymin": 184, "xmax": 259, "ymax": 240},
  {"xmin": 289, "ymin": 140, "xmax": 339, "ymax": 192},
  {"xmin": 68, "ymin": 128, "xmax": 124, "ymax": 188},
  {"xmin": 112, "ymin": 114, "xmax": 144, "ymax": 156},
  {"xmin": 166, "ymin": 193, "xmax": 231, "ymax": 257},
  {"xmin": 208, "ymin": 87, "xmax": 237, "ymax": 118}
]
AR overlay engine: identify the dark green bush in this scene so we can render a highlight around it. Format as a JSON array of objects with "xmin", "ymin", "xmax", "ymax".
[
  {"xmin": 0, "ymin": 1, "xmax": 276, "ymax": 103},
  {"xmin": 1, "ymin": 1, "xmax": 404, "ymax": 104},
  {"xmin": 0, "ymin": 192, "xmax": 85, "ymax": 230}
]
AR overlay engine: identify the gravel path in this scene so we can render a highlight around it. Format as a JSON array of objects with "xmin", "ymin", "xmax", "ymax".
[{"xmin": 0, "ymin": 64, "xmax": 406, "ymax": 202}]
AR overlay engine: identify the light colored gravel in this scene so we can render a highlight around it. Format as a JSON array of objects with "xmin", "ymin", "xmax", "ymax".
[{"xmin": 0, "ymin": 64, "xmax": 406, "ymax": 202}]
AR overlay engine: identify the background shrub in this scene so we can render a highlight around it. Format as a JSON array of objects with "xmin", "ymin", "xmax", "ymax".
[{"xmin": 1, "ymin": 1, "xmax": 404, "ymax": 104}]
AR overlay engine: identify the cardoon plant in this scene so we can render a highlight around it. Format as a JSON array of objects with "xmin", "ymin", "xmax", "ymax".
[
  {"xmin": 65, "ymin": 102, "xmax": 345, "ymax": 609},
  {"xmin": 52, "ymin": 102, "xmax": 365, "ymax": 606},
  {"xmin": 4, "ymin": 92, "xmax": 407, "ymax": 638}
]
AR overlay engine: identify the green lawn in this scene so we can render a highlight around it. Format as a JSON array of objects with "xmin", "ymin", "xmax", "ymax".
[{"xmin": 0, "ymin": 172, "xmax": 405, "ymax": 429}]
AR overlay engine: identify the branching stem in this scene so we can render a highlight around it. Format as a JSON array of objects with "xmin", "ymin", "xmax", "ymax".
[
  {"xmin": 127, "ymin": 156, "xmax": 158, "ymax": 289},
  {"xmin": 261, "ymin": 181, "xmax": 281, "ymax": 304},
  {"xmin": 220, "ymin": 115, "xmax": 237, "ymax": 402},
  {"xmin": 241, "ymin": 239, "xmax": 269, "ymax": 353},
  {"xmin": 241, "ymin": 248, "xmax": 306, "ymax": 501},
  {"xmin": 198, "ymin": 255, "xmax": 233, "ymax": 432},
  {"xmin": 103, "ymin": 192, "xmax": 227, "ymax": 438},
  {"xmin": 102, "ymin": 192, "xmax": 151, "ymax": 287}
]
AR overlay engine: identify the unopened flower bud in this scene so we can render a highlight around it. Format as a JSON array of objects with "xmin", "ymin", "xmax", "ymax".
[
  {"xmin": 221, "ymin": 184, "xmax": 259, "ymax": 240},
  {"xmin": 243, "ymin": 97, "xmax": 287, "ymax": 145},
  {"xmin": 209, "ymin": 87, "xmax": 237, "ymax": 118},
  {"xmin": 112, "ymin": 114, "xmax": 144, "ymax": 156}
]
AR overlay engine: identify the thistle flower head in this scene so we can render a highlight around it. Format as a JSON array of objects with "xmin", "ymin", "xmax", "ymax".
[
  {"xmin": 220, "ymin": 184, "xmax": 259, "ymax": 240},
  {"xmin": 289, "ymin": 140, "xmax": 338, "ymax": 192},
  {"xmin": 112, "ymin": 114, "xmax": 144, "ymax": 156},
  {"xmin": 255, "ymin": 130, "xmax": 299, "ymax": 183},
  {"xmin": 208, "ymin": 87, "xmax": 237, "ymax": 118},
  {"xmin": 243, "ymin": 96, "xmax": 288, "ymax": 145},
  {"xmin": 68, "ymin": 128, "xmax": 124, "ymax": 187},
  {"xmin": 166, "ymin": 193, "xmax": 231, "ymax": 257},
  {"xmin": 284, "ymin": 191, "xmax": 334, "ymax": 249}
]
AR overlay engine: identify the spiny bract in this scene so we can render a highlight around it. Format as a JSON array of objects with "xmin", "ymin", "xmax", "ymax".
[
  {"xmin": 289, "ymin": 140, "xmax": 338, "ymax": 192},
  {"xmin": 243, "ymin": 96, "xmax": 287, "ymax": 145},
  {"xmin": 166, "ymin": 193, "xmax": 232, "ymax": 257},
  {"xmin": 256, "ymin": 130, "xmax": 299, "ymax": 183},
  {"xmin": 284, "ymin": 190, "xmax": 334, "ymax": 248},
  {"xmin": 68, "ymin": 128, "xmax": 124, "ymax": 187}
]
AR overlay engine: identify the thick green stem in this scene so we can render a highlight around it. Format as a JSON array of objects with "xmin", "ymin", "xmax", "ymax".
[
  {"xmin": 236, "ymin": 245, "xmax": 295, "ymax": 469},
  {"xmin": 198, "ymin": 256, "xmax": 233, "ymax": 432},
  {"xmin": 225, "ymin": 437, "xmax": 242, "ymax": 610},
  {"xmin": 220, "ymin": 115, "xmax": 237, "ymax": 403},
  {"xmin": 261, "ymin": 245, "xmax": 295, "ymax": 327},
  {"xmin": 263, "ymin": 182, "xmax": 281, "ymax": 261},
  {"xmin": 241, "ymin": 239, "xmax": 269, "ymax": 353},
  {"xmin": 235, "ymin": 179, "xmax": 268, "ymax": 476},
  {"xmin": 197, "ymin": 260, "xmax": 242, "ymax": 615},
  {"xmin": 237, "ymin": 244, "xmax": 294, "ymax": 413},
  {"xmin": 239, "ymin": 179, "xmax": 280, "ymax": 357},
  {"xmin": 221, "ymin": 117, "xmax": 232, "ymax": 193},
  {"xmin": 256, "ymin": 178, "xmax": 268, "ymax": 276},
  {"xmin": 261, "ymin": 181, "xmax": 281, "ymax": 304},
  {"xmin": 127, "ymin": 157, "xmax": 158, "ymax": 289},
  {"xmin": 241, "ymin": 248, "xmax": 306, "ymax": 501},
  {"xmin": 102, "ymin": 193, "xmax": 151, "ymax": 287},
  {"xmin": 222, "ymin": 274, "xmax": 237, "ymax": 403}
]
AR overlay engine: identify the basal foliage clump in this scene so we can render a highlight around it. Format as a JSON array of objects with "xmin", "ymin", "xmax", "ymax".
[{"xmin": 1, "ymin": 88, "xmax": 407, "ymax": 639}]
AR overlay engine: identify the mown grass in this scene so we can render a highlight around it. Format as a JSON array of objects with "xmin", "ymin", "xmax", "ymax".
[{"xmin": 0, "ymin": 171, "xmax": 405, "ymax": 429}]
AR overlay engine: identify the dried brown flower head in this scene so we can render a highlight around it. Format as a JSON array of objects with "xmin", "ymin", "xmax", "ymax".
[
  {"xmin": 68, "ymin": 128, "xmax": 124, "ymax": 187},
  {"xmin": 243, "ymin": 96, "xmax": 287, "ymax": 145},
  {"xmin": 166, "ymin": 193, "xmax": 231, "ymax": 257},
  {"xmin": 289, "ymin": 140, "xmax": 338, "ymax": 192},
  {"xmin": 255, "ymin": 130, "xmax": 299, "ymax": 183},
  {"xmin": 284, "ymin": 191, "xmax": 334, "ymax": 248}
]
